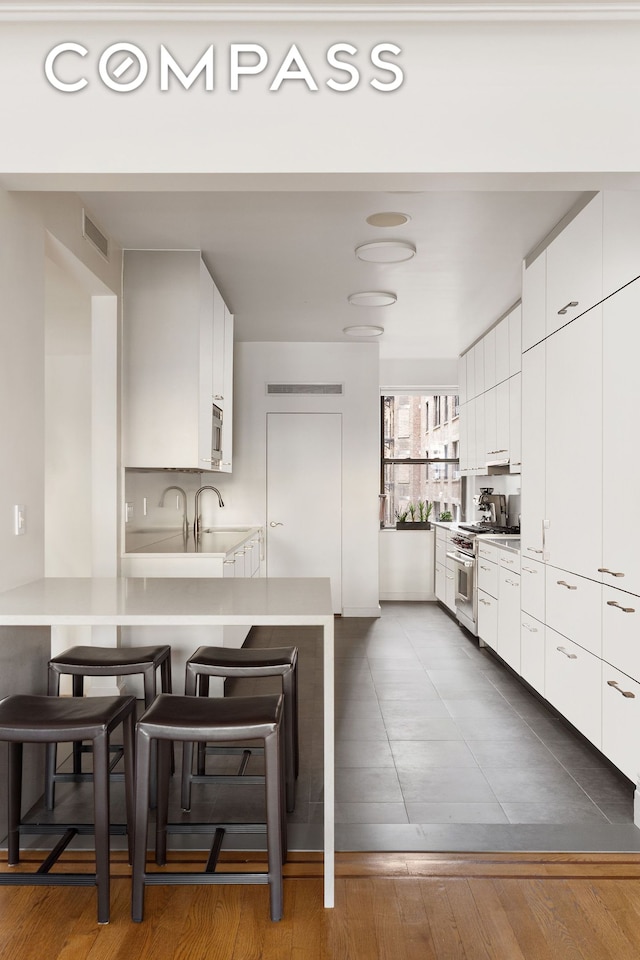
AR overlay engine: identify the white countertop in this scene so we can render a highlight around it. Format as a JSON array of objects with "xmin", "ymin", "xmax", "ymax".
[
  {"xmin": 124, "ymin": 525, "xmax": 261, "ymax": 558},
  {"xmin": 0, "ymin": 576, "xmax": 333, "ymax": 626}
]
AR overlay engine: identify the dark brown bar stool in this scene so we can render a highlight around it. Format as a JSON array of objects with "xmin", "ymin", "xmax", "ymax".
[
  {"xmin": 0, "ymin": 693, "xmax": 136, "ymax": 924},
  {"xmin": 45, "ymin": 644, "xmax": 172, "ymax": 809},
  {"xmin": 181, "ymin": 645, "xmax": 298, "ymax": 813},
  {"xmin": 132, "ymin": 692, "xmax": 286, "ymax": 923}
]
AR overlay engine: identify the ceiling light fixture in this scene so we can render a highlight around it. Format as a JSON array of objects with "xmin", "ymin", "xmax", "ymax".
[
  {"xmin": 343, "ymin": 325, "xmax": 384, "ymax": 338},
  {"xmin": 355, "ymin": 240, "xmax": 416, "ymax": 263},
  {"xmin": 366, "ymin": 212, "xmax": 411, "ymax": 228},
  {"xmin": 348, "ymin": 291, "xmax": 397, "ymax": 307}
]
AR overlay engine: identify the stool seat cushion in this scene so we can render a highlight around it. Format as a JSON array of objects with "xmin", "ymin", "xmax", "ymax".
[
  {"xmin": 188, "ymin": 645, "xmax": 297, "ymax": 675},
  {"xmin": 49, "ymin": 645, "xmax": 170, "ymax": 669},
  {"xmin": 138, "ymin": 693, "xmax": 282, "ymax": 742},
  {"xmin": 0, "ymin": 695, "xmax": 136, "ymax": 741}
]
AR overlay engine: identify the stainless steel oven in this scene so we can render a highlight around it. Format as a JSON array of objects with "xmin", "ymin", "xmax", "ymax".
[{"xmin": 447, "ymin": 532, "xmax": 477, "ymax": 635}]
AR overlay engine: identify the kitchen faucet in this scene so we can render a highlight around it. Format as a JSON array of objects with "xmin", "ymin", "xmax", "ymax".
[
  {"xmin": 194, "ymin": 485, "xmax": 224, "ymax": 538},
  {"xmin": 159, "ymin": 485, "xmax": 189, "ymax": 536}
]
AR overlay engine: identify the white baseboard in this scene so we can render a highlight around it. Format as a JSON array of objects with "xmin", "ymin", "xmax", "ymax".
[
  {"xmin": 341, "ymin": 605, "xmax": 381, "ymax": 618},
  {"xmin": 379, "ymin": 592, "xmax": 436, "ymax": 602}
]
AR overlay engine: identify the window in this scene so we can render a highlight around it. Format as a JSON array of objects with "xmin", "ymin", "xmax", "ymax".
[{"xmin": 381, "ymin": 394, "xmax": 461, "ymax": 527}]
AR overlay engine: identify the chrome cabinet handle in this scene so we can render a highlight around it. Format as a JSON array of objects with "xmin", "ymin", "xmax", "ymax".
[
  {"xmin": 556, "ymin": 580, "xmax": 577, "ymax": 590},
  {"xmin": 213, "ymin": 394, "xmax": 224, "ymax": 400},
  {"xmin": 598, "ymin": 567, "xmax": 625, "ymax": 578},
  {"xmin": 501, "ymin": 558, "xmax": 515, "ymax": 565},
  {"xmin": 607, "ymin": 600, "xmax": 636, "ymax": 614},
  {"xmin": 522, "ymin": 566, "xmax": 538, "ymax": 574},
  {"xmin": 446, "ymin": 574, "xmax": 454, "ymax": 580},
  {"xmin": 522, "ymin": 623, "xmax": 539, "ymax": 633},
  {"xmin": 505, "ymin": 578, "xmax": 519, "ymax": 587},
  {"xmin": 480, "ymin": 565, "xmax": 492, "ymax": 571},
  {"xmin": 556, "ymin": 646, "xmax": 578, "ymax": 659},
  {"xmin": 269, "ymin": 521, "xmax": 284, "ymax": 527},
  {"xmin": 526, "ymin": 547, "xmax": 544, "ymax": 554},
  {"xmin": 558, "ymin": 300, "xmax": 579, "ymax": 315},
  {"xmin": 479, "ymin": 598, "xmax": 491, "ymax": 606},
  {"xmin": 607, "ymin": 680, "xmax": 636, "ymax": 699}
]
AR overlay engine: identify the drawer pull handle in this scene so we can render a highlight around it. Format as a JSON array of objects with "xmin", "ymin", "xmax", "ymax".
[
  {"xmin": 480, "ymin": 565, "xmax": 492, "ymax": 571},
  {"xmin": 522, "ymin": 623, "xmax": 539, "ymax": 633},
  {"xmin": 598, "ymin": 567, "xmax": 625, "ymax": 578},
  {"xmin": 607, "ymin": 600, "xmax": 636, "ymax": 614},
  {"xmin": 557, "ymin": 580, "xmax": 577, "ymax": 590},
  {"xmin": 505, "ymin": 578, "xmax": 519, "ymax": 587},
  {"xmin": 479, "ymin": 598, "xmax": 491, "ymax": 606},
  {"xmin": 558, "ymin": 300, "xmax": 579, "ymax": 315},
  {"xmin": 556, "ymin": 646, "xmax": 578, "ymax": 659},
  {"xmin": 607, "ymin": 680, "xmax": 636, "ymax": 699},
  {"xmin": 526, "ymin": 547, "xmax": 544, "ymax": 554},
  {"xmin": 522, "ymin": 566, "xmax": 538, "ymax": 574}
]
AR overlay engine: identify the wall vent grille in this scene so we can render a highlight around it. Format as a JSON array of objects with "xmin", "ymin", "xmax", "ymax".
[
  {"xmin": 266, "ymin": 383, "xmax": 344, "ymax": 396},
  {"xmin": 82, "ymin": 210, "xmax": 109, "ymax": 261}
]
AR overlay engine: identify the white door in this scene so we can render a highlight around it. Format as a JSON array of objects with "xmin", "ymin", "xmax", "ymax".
[{"xmin": 267, "ymin": 413, "xmax": 342, "ymax": 613}]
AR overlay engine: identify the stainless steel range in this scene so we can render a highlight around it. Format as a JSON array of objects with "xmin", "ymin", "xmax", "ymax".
[{"xmin": 447, "ymin": 523, "xmax": 520, "ymax": 635}]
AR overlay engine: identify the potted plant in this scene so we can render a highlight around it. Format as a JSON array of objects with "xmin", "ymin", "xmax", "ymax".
[
  {"xmin": 438, "ymin": 510, "xmax": 453, "ymax": 522},
  {"xmin": 395, "ymin": 501, "xmax": 432, "ymax": 530}
]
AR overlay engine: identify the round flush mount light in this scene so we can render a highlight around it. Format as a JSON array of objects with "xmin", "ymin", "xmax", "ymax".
[
  {"xmin": 348, "ymin": 291, "xmax": 397, "ymax": 307},
  {"xmin": 355, "ymin": 240, "xmax": 416, "ymax": 263},
  {"xmin": 366, "ymin": 212, "xmax": 411, "ymax": 228},
  {"xmin": 343, "ymin": 325, "xmax": 385, "ymax": 338}
]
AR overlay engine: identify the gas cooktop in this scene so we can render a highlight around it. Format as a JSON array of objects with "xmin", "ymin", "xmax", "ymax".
[{"xmin": 458, "ymin": 524, "xmax": 520, "ymax": 535}]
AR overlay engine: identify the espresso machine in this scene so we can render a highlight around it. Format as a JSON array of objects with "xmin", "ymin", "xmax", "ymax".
[{"xmin": 477, "ymin": 487, "xmax": 508, "ymax": 527}]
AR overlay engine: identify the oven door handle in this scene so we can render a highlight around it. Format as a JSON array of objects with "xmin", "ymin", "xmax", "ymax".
[{"xmin": 446, "ymin": 552, "xmax": 475, "ymax": 568}]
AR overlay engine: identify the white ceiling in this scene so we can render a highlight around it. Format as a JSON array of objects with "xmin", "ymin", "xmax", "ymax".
[{"xmin": 79, "ymin": 187, "xmax": 582, "ymax": 359}]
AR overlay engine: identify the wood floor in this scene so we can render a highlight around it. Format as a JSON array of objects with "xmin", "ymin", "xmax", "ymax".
[{"xmin": 3, "ymin": 851, "xmax": 640, "ymax": 959}]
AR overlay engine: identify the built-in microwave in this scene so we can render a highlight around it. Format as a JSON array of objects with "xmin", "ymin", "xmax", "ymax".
[{"xmin": 211, "ymin": 402, "xmax": 223, "ymax": 465}]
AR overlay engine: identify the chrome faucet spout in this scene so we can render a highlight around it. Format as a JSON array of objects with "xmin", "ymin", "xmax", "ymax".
[
  {"xmin": 194, "ymin": 485, "xmax": 225, "ymax": 538},
  {"xmin": 159, "ymin": 485, "xmax": 189, "ymax": 534}
]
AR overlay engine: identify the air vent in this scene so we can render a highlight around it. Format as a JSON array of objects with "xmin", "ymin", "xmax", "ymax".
[
  {"xmin": 266, "ymin": 383, "xmax": 344, "ymax": 396},
  {"xmin": 82, "ymin": 210, "xmax": 109, "ymax": 260}
]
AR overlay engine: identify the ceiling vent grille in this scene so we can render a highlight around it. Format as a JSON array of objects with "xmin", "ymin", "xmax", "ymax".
[
  {"xmin": 82, "ymin": 210, "xmax": 109, "ymax": 261},
  {"xmin": 266, "ymin": 383, "xmax": 344, "ymax": 396}
]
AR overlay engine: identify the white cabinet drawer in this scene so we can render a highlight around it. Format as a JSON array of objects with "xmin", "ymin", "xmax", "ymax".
[
  {"xmin": 436, "ymin": 526, "xmax": 447, "ymax": 544},
  {"xmin": 435, "ymin": 561, "xmax": 446, "ymax": 603},
  {"xmin": 545, "ymin": 627, "xmax": 602, "ymax": 749},
  {"xmin": 435, "ymin": 540, "xmax": 447, "ymax": 566},
  {"xmin": 498, "ymin": 567, "xmax": 521, "ymax": 673},
  {"xmin": 478, "ymin": 590, "xmax": 498, "ymax": 651},
  {"xmin": 602, "ymin": 585, "xmax": 640, "ymax": 682},
  {"xmin": 545, "ymin": 566, "xmax": 602, "ymax": 657},
  {"xmin": 521, "ymin": 558, "xmax": 545, "ymax": 621},
  {"xmin": 477, "ymin": 541, "xmax": 499, "ymax": 564},
  {"xmin": 602, "ymin": 664, "xmax": 640, "ymax": 782},
  {"xmin": 521, "ymin": 614, "xmax": 545, "ymax": 695},
  {"xmin": 545, "ymin": 193, "xmax": 603, "ymax": 335},
  {"xmin": 477, "ymin": 558, "xmax": 498, "ymax": 598},
  {"xmin": 498, "ymin": 550, "xmax": 520, "ymax": 574},
  {"xmin": 444, "ymin": 564, "xmax": 456, "ymax": 613}
]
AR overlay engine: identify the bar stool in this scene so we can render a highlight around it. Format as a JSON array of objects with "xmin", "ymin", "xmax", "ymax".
[
  {"xmin": 45, "ymin": 644, "xmax": 172, "ymax": 809},
  {"xmin": 0, "ymin": 693, "xmax": 136, "ymax": 924},
  {"xmin": 132, "ymin": 692, "xmax": 286, "ymax": 923},
  {"xmin": 181, "ymin": 645, "xmax": 298, "ymax": 813}
]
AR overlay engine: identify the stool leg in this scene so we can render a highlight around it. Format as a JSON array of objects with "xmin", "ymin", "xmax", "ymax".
[
  {"xmin": 264, "ymin": 727, "xmax": 284, "ymax": 922},
  {"xmin": 92, "ymin": 731, "xmax": 111, "ymax": 924},
  {"xmin": 282, "ymin": 670, "xmax": 297, "ymax": 812},
  {"xmin": 180, "ymin": 739, "xmax": 194, "ymax": 812},
  {"xmin": 44, "ymin": 668, "xmax": 61, "ymax": 811},
  {"xmin": 196, "ymin": 675, "xmax": 210, "ymax": 775},
  {"xmin": 122, "ymin": 708, "xmax": 136, "ymax": 865},
  {"xmin": 7, "ymin": 741, "xmax": 23, "ymax": 866},
  {"xmin": 72, "ymin": 675, "xmax": 84, "ymax": 775},
  {"xmin": 155, "ymin": 739, "xmax": 172, "ymax": 866},
  {"xmin": 142, "ymin": 667, "xmax": 159, "ymax": 807},
  {"xmin": 132, "ymin": 730, "xmax": 152, "ymax": 923}
]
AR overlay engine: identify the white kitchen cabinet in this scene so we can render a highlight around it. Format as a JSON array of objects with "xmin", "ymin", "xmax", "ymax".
[
  {"xmin": 477, "ymin": 591, "xmax": 498, "ymax": 651},
  {"xmin": 435, "ymin": 527, "xmax": 457, "ymax": 614},
  {"xmin": 602, "ymin": 664, "xmax": 640, "ymax": 783},
  {"xmin": 545, "ymin": 307, "xmax": 603, "ymax": 581},
  {"xmin": 520, "ymin": 614, "xmax": 545, "ymax": 695},
  {"xmin": 466, "ymin": 347, "xmax": 476, "ymax": 401},
  {"xmin": 545, "ymin": 565, "xmax": 602, "ymax": 658},
  {"xmin": 495, "ymin": 379, "xmax": 510, "ymax": 462},
  {"xmin": 499, "ymin": 549, "xmax": 520, "ymax": 574},
  {"xmin": 509, "ymin": 373, "xmax": 521, "ymax": 468},
  {"xmin": 458, "ymin": 403, "xmax": 469, "ymax": 476},
  {"xmin": 508, "ymin": 305, "xmax": 522, "ymax": 376},
  {"xmin": 545, "ymin": 626, "xmax": 602, "ymax": 749},
  {"xmin": 602, "ymin": 584, "xmax": 640, "ymax": 682},
  {"xmin": 483, "ymin": 328, "xmax": 496, "ymax": 391},
  {"xmin": 520, "ymin": 341, "xmax": 546, "ymax": 562},
  {"xmin": 457, "ymin": 354, "xmax": 467, "ymax": 405},
  {"xmin": 445, "ymin": 563, "xmax": 456, "ymax": 613},
  {"xmin": 603, "ymin": 191, "xmax": 640, "ymax": 299},
  {"xmin": 474, "ymin": 393, "xmax": 485, "ymax": 475},
  {"xmin": 495, "ymin": 314, "xmax": 510, "ymax": 384},
  {"xmin": 473, "ymin": 341, "xmax": 485, "ymax": 397},
  {"xmin": 497, "ymin": 566, "xmax": 521, "ymax": 672},
  {"xmin": 435, "ymin": 560, "xmax": 446, "ymax": 604},
  {"xmin": 466, "ymin": 398, "xmax": 477, "ymax": 474},
  {"xmin": 483, "ymin": 386, "xmax": 497, "ymax": 464},
  {"xmin": 545, "ymin": 193, "xmax": 603, "ymax": 336},
  {"xmin": 522, "ymin": 251, "xmax": 546, "ymax": 352},
  {"xmin": 477, "ymin": 554, "xmax": 499, "ymax": 598},
  {"xmin": 602, "ymin": 279, "xmax": 640, "ymax": 597},
  {"xmin": 520, "ymin": 558, "xmax": 545, "ymax": 622}
]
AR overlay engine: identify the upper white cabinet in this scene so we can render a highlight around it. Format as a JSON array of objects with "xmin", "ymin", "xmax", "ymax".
[
  {"xmin": 473, "ymin": 340, "xmax": 485, "ymax": 396},
  {"xmin": 522, "ymin": 251, "xmax": 546, "ymax": 352},
  {"xmin": 545, "ymin": 193, "xmax": 603, "ymax": 336},
  {"xmin": 602, "ymin": 191, "xmax": 640, "ymax": 298},
  {"xmin": 508, "ymin": 373, "xmax": 521, "ymax": 468},
  {"xmin": 123, "ymin": 250, "xmax": 233, "ymax": 471},
  {"xmin": 508, "ymin": 305, "xmax": 522, "ymax": 376},
  {"xmin": 520, "ymin": 342, "xmax": 546, "ymax": 560},
  {"xmin": 494, "ymin": 314, "xmax": 510, "ymax": 384},
  {"xmin": 483, "ymin": 327, "xmax": 496, "ymax": 390},
  {"xmin": 212, "ymin": 286, "xmax": 234, "ymax": 473},
  {"xmin": 465, "ymin": 346, "xmax": 476, "ymax": 401},
  {"xmin": 457, "ymin": 354, "xmax": 467, "ymax": 405}
]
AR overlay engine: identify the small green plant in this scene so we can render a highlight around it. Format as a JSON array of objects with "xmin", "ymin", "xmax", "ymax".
[
  {"xmin": 438, "ymin": 510, "xmax": 453, "ymax": 522},
  {"xmin": 418, "ymin": 501, "xmax": 433, "ymax": 523},
  {"xmin": 408, "ymin": 503, "xmax": 417, "ymax": 521},
  {"xmin": 395, "ymin": 508, "xmax": 409, "ymax": 523}
]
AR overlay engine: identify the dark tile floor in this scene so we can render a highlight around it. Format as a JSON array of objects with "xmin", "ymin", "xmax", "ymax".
[{"xmin": 12, "ymin": 600, "xmax": 640, "ymax": 855}]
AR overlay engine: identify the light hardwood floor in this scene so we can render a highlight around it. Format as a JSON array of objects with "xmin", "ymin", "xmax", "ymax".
[{"xmin": 3, "ymin": 851, "xmax": 640, "ymax": 959}]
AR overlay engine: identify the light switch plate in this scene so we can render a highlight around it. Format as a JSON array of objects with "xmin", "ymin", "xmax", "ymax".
[{"xmin": 14, "ymin": 504, "xmax": 26, "ymax": 536}]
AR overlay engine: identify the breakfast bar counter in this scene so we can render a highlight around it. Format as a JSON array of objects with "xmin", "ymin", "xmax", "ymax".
[{"xmin": 0, "ymin": 576, "xmax": 336, "ymax": 906}]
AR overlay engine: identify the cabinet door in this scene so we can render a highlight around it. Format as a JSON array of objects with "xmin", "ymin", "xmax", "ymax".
[
  {"xmin": 477, "ymin": 590, "xmax": 498, "ymax": 650},
  {"xmin": 466, "ymin": 348, "xmax": 476, "ymax": 400},
  {"xmin": 198, "ymin": 260, "xmax": 215, "ymax": 467},
  {"xmin": 435, "ymin": 561, "xmax": 446, "ymax": 603},
  {"xmin": 521, "ymin": 558, "xmax": 545, "ymax": 621},
  {"xmin": 521, "ymin": 614, "xmax": 544, "ymax": 695},
  {"xmin": 545, "ymin": 565, "xmax": 602, "ymax": 658},
  {"xmin": 546, "ymin": 193, "xmax": 603, "ymax": 335},
  {"xmin": 498, "ymin": 568, "xmax": 521, "ymax": 672},
  {"xmin": 603, "ymin": 191, "xmax": 640, "ymax": 299},
  {"xmin": 522, "ymin": 251, "xmax": 546, "ymax": 352},
  {"xmin": 473, "ymin": 341, "xmax": 485, "ymax": 397},
  {"xmin": 458, "ymin": 354, "xmax": 467, "ymax": 405},
  {"xmin": 495, "ymin": 379, "xmax": 510, "ymax": 461},
  {"xmin": 520, "ymin": 342, "xmax": 546, "ymax": 560},
  {"xmin": 483, "ymin": 328, "xmax": 496, "ymax": 391},
  {"xmin": 219, "ymin": 304, "xmax": 234, "ymax": 472},
  {"xmin": 211, "ymin": 281, "xmax": 226, "ymax": 405},
  {"xmin": 466, "ymin": 398, "xmax": 477, "ymax": 475},
  {"xmin": 509, "ymin": 373, "xmax": 521, "ymax": 468},
  {"xmin": 602, "ymin": 280, "xmax": 640, "ymax": 597},
  {"xmin": 602, "ymin": 664, "xmax": 640, "ymax": 781},
  {"xmin": 508, "ymin": 305, "xmax": 522, "ymax": 376},
  {"xmin": 545, "ymin": 626, "xmax": 602, "ymax": 749},
  {"xmin": 602, "ymin": 584, "xmax": 640, "ymax": 682},
  {"xmin": 545, "ymin": 307, "xmax": 602, "ymax": 581},
  {"xmin": 475, "ymin": 393, "xmax": 485, "ymax": 474},
  {"xmin": 458, "ymin": 403, "xmax": 469, "ymax": 475},
  {"xmin": 484, "ymin": 386, "xmax": 497, "ymax": 462},
  {"xmin": 444, "ymin": 562, "xmax": 456, "ymax": 612},
  {"xmin": 495, "ymin": 315, "xmax": 510, "ymax": 384},
  {"xmin": 477, "ymin": 558, "xmax": 498, "ymax": 599}
]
